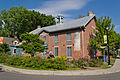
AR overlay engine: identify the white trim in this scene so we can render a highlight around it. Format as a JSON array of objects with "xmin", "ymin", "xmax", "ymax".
[
  {"xmin": 54, "ymin": 46, "xmax": 59, "ymax": 48},
  {"xmin": 66, "ymin": 45, "xmax": 72, "ymax": 47},
  {"xmin": 91, "ymin": 25, "xmax": 95, "ymax": 29},
  {"xmin": 54, "ymin": 46, "xmax": 59, "ymax": 57},
  {"xmin": 13, "ymin": 48, "xmax": 17, "ymax": 55},
  {"xmin": 66, "ymin": 45, "xmax": 72, "ymax": 58},
  {"xmin": 83, "ymin": 15, "xmax": 95, "ymax": 27},
  {"xmin": 82, "ymin": 30, "xmax": 84, "ymax": 58}
]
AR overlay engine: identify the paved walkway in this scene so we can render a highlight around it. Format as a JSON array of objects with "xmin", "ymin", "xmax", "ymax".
[{"xmin": 0, "ymin": 58, "xmax": 120, "ymax": 76}]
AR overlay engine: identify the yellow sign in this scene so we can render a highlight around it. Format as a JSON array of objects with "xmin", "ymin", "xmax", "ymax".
[
  {"xmin": 0, "ymin": 37, "xmax": 3, "ymax": 44},
  {"xmin": 104, "ymin": 35, "xmax": 107, "ymax": 44}
]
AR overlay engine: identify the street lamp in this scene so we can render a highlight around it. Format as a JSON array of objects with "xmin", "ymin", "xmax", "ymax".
[{"xmin": 106, "ymin": 26, "xmax": 111, "ymax": 66}]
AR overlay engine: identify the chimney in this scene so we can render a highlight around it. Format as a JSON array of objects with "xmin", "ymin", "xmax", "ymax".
[
  {"xmin": 14, "ymin": 36, "xmax": 17, "ymax": 39},
  {"xmin": 37, "ymin": 25, "xmax": 41, "ymax": 29},
  {"xmin": 89, "ymin": 11, "xmax": 94, "ymax": 16}
]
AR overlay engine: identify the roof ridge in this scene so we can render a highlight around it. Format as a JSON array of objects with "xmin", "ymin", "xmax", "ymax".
[{"xmin": 30, "ymin": 15, "xmax": 95, "ymax": 34}]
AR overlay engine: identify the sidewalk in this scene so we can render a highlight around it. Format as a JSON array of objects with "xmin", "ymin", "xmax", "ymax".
[{"xmin": 0, "ymin": 58, "xmax": 120, "ymax": 76}]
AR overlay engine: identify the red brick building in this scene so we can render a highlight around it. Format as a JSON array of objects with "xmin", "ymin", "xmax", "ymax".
[{"xmin": 30, "ymin": 11, "xmax": 101, "ymax": 60}]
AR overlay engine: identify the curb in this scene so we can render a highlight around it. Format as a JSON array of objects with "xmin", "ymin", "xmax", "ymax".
[{"xmin": 1, "ymin": 59, "xmax": 120, "ymax": 76}]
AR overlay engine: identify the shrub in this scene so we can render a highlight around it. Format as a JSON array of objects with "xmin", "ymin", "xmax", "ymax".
[
  {"xmin": 88, "ymin": 59, "xmax": 103, "ymax": 67},
  {"xmin": 44, "ymin": 57, "xmax": 68, "ymax": 70},
  {"xmin": 6, "ymin": 56, "xmax": 23, "ymax": 66},
  {"xmin": 0, "ymin": 53, "xmax": 8, "ymax": 63},
  {"xmin": 0, "ymin": 54, "xmax": 69, "ymax": 70},
  {"xmin": 71, "ymin": 58, "xmax": 103, "ymax": 68},
  {"xmin": 0, "ymin": 54, "xmax": 104, "ymax": 70},
  {"xmin": 71, "ymin": 59, "xmax": 88, "ymax": 68}
]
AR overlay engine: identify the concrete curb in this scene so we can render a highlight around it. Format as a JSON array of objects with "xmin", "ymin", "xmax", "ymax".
[{"xmin": 1, "ymin": 59, "xmax": 120, "ymax": 76}]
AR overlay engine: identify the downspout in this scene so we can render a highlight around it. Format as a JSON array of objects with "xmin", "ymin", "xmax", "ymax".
[{"xmin": 82, "ymin": 30, "xmax": 84, "ymax": 58}]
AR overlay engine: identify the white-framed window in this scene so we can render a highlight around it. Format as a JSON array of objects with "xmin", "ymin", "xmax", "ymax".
[
  {"xmin": 54, "ymin": 33, "xmax": 59, "ymax": 43},
  {"xmin": 93, "ymin": 32, "xmax": 95, "ymax": 38},
  {"xmin": 13, "ymin": 48, "xmax": 16, "ymax": 54},
  {"xmin": 13, "ymin": 40, "xmax": 19, "ymax": 45},
  {"xmin": 91, "ymin": 25, "xmax": 95, "ymax": 29},
  {"xmin": 54, "ymin": 46, "xmax": 59, "ymax": 57},
  {"xmin": 67, "ymin": 45, "xmax": 72, "ymax": 58},
  {"xmin": 43, "ymin": 35, "xmax": 46, "ymax": 42},
  {"xmin": 67, "ymin": 32, "xmax": 72, "ymax": 42}
]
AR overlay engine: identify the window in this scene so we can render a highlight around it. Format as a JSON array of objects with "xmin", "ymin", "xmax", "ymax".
[
  {"xmin": 43, "ymin": 35, "xmax": 46, "ymax": 42},
  {"xmin": 67, "ymin": 45, "xmax": 72, "ymax": 58},
  {"xmin": 54, "ymin": 46, "xmax": 58, "ymax": 57},
  {"xmin": 91, "ymin": 26, "xmax": 95, "ymax": 29},
  {"xmin": 92, "ymin": 32, "xmax": 95, "ymax": 38},
  {"xmin": 54, "ymin": 34, "xmax": 58, "ymax": 43},
  {"xmin": 67, "ymin": 32, "xmax": 72, "ymax": 41},
  {"xmin": 13, "ymin": 48, "xmax": 16, "ymax": 54}
]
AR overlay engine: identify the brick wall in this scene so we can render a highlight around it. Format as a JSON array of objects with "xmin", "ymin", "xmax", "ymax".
[
  {"xmin": 83, "ymin": 18, "xmax": 97, "ymax": 59},
  {"xmin": 39, "ymin": 17, "xmax": 99, "ymax": 60}
]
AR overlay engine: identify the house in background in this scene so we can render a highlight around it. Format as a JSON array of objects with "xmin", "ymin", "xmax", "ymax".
[
  {"xmin": 0, "ymin": 37, "xmax": 23, "ymax": 56},
  {"xmin": 30, "ymin": 11, "xmax": 102, "ymax": 60}
]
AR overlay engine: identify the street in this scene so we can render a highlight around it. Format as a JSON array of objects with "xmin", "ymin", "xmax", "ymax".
[{"xmin": 0, "ymin": 71, "xmax": 120, "ymax": 80}]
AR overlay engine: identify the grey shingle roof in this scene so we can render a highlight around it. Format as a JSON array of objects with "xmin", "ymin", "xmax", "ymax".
[
  {"xmin": 3, "ymin": 37, "xmax": 19, "ymax": 46},
  {"xmin": 30, "ymin": 15, "xmax": 95, "ymax": 34},
  {"xmin": 3, "ymin": 37, "xmax": 15, "ymax": 45}
]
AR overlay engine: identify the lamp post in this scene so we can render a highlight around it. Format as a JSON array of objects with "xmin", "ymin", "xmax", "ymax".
[{"xmin": 106, "ymin": 26, "xmax": 111, "ymax": 66}]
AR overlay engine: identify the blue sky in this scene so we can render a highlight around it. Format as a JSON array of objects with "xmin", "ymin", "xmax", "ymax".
[{"xmin": 0, "ymin": 0, "xmax": 120, "ymax": 34}]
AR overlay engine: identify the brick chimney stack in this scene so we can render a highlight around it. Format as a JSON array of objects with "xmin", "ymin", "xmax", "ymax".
[
  {"xmin": 14, "ymin": 36, "xmax": 17, "ymax": 39},
  {"xmin": 89, "ymin": 11, "xmax": 94, "ymax": 16},
  {"xmin": 37, "ymin": 25, "xmax": 41, "ymax": 29}
]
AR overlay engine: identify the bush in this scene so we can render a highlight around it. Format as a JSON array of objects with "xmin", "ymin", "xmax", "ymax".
[
  {"xmin": 0, "ymin": 53, "xmax": 8, "ymax": 63},
  {"xmin": 6, "ymin": 56, "xmax": 23, "ymax": 66},
  {"xmin": 88, "ymin": 59, "xmax": 103, "ymax": 67},
  {"xmin": 71, "ymin": 59, "xmax": 88, "ymax": 68},
  {"xmin": 0, "ymin": 54, "xmax": 104, "ymax": 70},
  {"xmin": 44, "ymin": 56, "xmax": 68, "ymax": 70},
  {"xmin": 71, "ymin": 58, "xmax": 103, "ymax": 68},
  {"xmin": 0, "ymin": 54, "xmax": 69, "ymax": 70}
]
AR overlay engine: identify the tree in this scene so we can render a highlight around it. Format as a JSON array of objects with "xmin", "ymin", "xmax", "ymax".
[
  {"xmin": 90, "ymin": 16, "xmax": 120, "ymax": 56},
  {"xmin": 78, "ymin": 14, "xmax": 85, "ymax": 18},
  {"xmin": 0, "ymin": 6, "xmax": 56, "ymax": 37},
  {"xmin": 0, "ymin": 43, "xmax": 10, "ymax": 53},
  {"xmin": 78, "ymin": 12, "xmax": 89, "ymax": 19},
  {"xmin": 19, "ymin": 32, "xmax": 45, "ymax": 56}
]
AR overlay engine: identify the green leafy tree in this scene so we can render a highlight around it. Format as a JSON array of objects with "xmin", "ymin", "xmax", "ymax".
[
  {"xmin": 0, "ymin": 6, "xmax": 56, "ymax": 37},
  {"xmin": 78, "ymin": 12, "xmax": 89, "ymax": 18},
  {"xmin": 90, "ymin": 16, "xmax": 120, "ymax": 56},
  {"xmin": 19, "ymin": 32, "xmax": 45, "ymax": 56},
  {"xmin": 0, "ymin": 43, "xmax": 10, "ymax": 53}
]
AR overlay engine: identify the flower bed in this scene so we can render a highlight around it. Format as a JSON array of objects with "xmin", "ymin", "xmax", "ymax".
[{"xmin": 0, "ymin": 53, "xmax": 112, "ymax": 70}]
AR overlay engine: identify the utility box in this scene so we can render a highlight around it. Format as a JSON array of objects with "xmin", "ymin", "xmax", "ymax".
[{"xmin": 104, "ymin": 56, "xmax": 107, "ymax": 63}]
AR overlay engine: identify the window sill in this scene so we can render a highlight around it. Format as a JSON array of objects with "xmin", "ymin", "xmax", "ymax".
[
  {"xmin": 67, "ymin": 56, "xmax": 72, "ymax": 58},
  {"xmin": 67, "ymin": 40, "xmax": 72, "ymax": 42},
  {"xmin": 54, "ymin": 56, "xmax": 58, "ymax": 57},
  {"xmin": 55, "ymin": 41, "xmax": 59, "ymax": 43}
]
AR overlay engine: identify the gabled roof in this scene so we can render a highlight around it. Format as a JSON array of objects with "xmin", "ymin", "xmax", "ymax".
[
  {"xmin": 3, "ymin": 37, "xmax": 16, "ymax": 45},
  {"xmin": 30, "ymin": 15, "xmax": 95, "ymax": 34},
  {"xmin": 3, "ymin": 37, "xmax": 19, "ymax": 46}
]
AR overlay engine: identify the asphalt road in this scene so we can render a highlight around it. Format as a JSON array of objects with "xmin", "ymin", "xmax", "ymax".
[{"xmin": 0, "ymin": 70, "xmax": 120, "ymax": 80}]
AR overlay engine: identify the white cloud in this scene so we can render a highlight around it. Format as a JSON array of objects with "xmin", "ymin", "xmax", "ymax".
[
  {"xmin": 30, "ymin": 0, "xmax": 91, "ymax": 17},
  {"xmin": 114, "ymin": 25, "xmax": 120, "ymax": 34}
]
